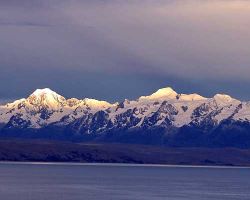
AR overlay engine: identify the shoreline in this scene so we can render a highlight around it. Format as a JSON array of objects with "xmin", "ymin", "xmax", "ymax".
[
  {"xmin": 0, "ymin": 140, "xmax": 250, "ymax": 168},
  {"xmin": 0, "ymin": 161, "xmax": 250, "ymax": 169}
]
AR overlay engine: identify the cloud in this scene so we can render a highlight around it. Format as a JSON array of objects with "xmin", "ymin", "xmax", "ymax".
[
  {"xmin": 61, "ymin": 0, "xmax": 250, "ymax": 79},
  {"xmin": 0, "ymin": 0, "xmax": 250, "ymax": 100}
]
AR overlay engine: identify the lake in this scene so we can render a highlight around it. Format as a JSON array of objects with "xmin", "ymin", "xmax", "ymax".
[{"xmin": 0, "ymin": 163, "xmax": 249, "ymax": 200}]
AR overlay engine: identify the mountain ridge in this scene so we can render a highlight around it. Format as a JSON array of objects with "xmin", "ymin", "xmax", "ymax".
[{"xmin": 0, "ymin": 86, "xmax": 250, "ymax": 148}]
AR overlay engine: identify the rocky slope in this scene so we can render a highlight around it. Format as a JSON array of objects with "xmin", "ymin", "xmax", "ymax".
[{"xmin": 1, "ymin": 87, "xmax": 250, "ymax": 147}]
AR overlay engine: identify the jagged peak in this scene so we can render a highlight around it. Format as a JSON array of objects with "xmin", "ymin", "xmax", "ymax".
[{"xmin": 139, "ymin": 87, "xmax": 178, "ymax": 101}]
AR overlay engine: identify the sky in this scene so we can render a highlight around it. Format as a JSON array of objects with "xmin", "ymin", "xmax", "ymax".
[{"xmin": 1, "ymin": 0, "xmax": 250, "ymax": 102}]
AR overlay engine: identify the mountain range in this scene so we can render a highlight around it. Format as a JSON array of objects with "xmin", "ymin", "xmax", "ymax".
[{"xmin": 1, "ymin": 87, "xmax": 250, "ymax": 148}]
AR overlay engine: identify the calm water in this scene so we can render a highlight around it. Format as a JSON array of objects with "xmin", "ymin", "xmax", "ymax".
[{"xmin": 0, "ymin": 163, "xmax": 249, "ymax": 200}]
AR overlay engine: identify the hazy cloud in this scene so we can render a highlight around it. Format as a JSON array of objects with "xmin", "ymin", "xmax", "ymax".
[{"xmin": 1, "ymin": 0, "xmax": 250, "ymax": 101}]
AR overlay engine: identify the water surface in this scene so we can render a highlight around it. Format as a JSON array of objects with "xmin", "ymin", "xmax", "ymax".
[{"xmin": 0, "ymin": 163, "xmax": 249, "ymax": 200}]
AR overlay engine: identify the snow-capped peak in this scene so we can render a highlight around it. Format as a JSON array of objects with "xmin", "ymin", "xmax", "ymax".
[
  {"xmin": 139, "ymin": 87, "xmax": 178, "ymax": 101},
  {"xmin": 213, "ymin": 94, "xmax": 234, "ymax": 103},
  {"xmin": 27, "ymin": 88, "xmax": 66, "ymax": 109},
  {"xmin": 83, "ymin": 98, "xmax": 112, "ymax": 109},
  {"xmin": 212, "ymin": 94, "xmax": 241, "ymax": 107},
  {"xmin": 1, "ymin": 86, "xmax": 249, "ymax": 132},
  {"xmin": 32, "ymin": 88, "xmax": 55, "ymax": 96},
  {"xmin": 29, "ymin": 88, "xmax": 65, "ymax": 100},
  {"xmin": 178, "ymin": 93, "xmax": 207, "ymax": 101}
]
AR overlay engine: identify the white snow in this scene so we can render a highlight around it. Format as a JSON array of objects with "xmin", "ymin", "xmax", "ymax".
[
  {"xmin": 1, "ymin": 87, "xmax": 250, "ymax": 130},
  {"xmin": 0, "ymin": 88, "xmax": 113, "ymax": 128},
  {"xmin": 139, "ymin": 87, "xmax": 177, "ymax": 101},
  {"xmin": 178, "ymin": 93, "xmax": 207, "ymax": 101}
]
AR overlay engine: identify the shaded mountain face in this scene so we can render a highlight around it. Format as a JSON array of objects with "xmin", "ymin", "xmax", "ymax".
[{"xmin": 0, "ymin": 87, "xmax": 250, "ymax": 147}]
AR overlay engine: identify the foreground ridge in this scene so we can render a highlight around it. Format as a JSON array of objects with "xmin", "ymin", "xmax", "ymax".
[{"xmin": 0, "ymin": 87, "xmax": 250, "ymax": 148}]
